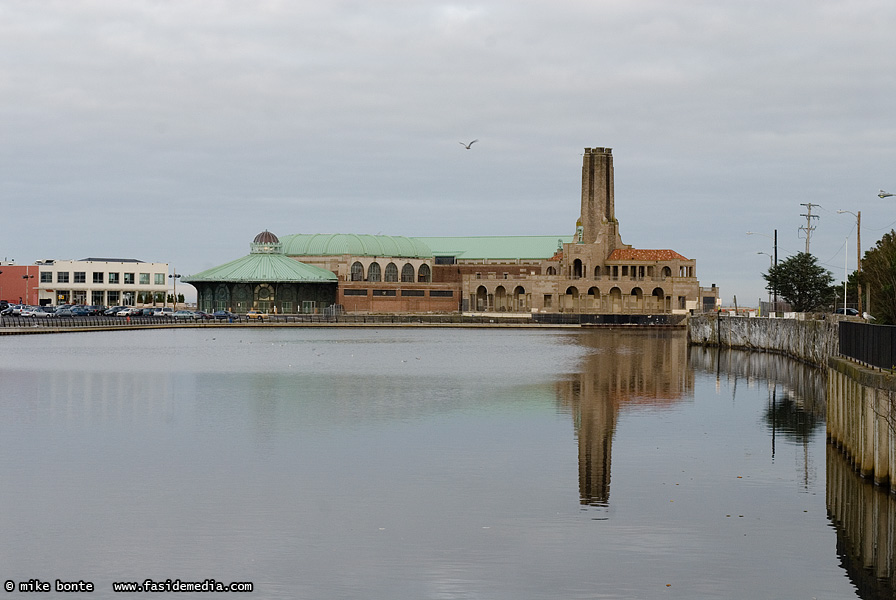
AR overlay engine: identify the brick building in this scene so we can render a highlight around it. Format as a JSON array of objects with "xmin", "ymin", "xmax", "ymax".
[{"xmin": 183, "ymin": 146, "xmax": 718, "ymax": 316}]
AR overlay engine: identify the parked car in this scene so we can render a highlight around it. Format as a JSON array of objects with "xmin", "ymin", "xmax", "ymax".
[
  {"xmin": 22, "ymin": 306, "xmax": 52, "ymax": 318},
  {"xmin": 153, "ymin": 307, "xmax": 174, "ymax": 317},
  {"xmin": 212, "ymin": 310, "xmax": 236, "ymax": 320},
  {"xmin": 835, "ymin": 307, "xmax": 860, "ymax": 316},
  {"xmin": 86, "ymin": 305, "xmax": 106, "ymax": 316},
  {"xmin": 173, "ymin": 310, "xmax": 197, "ymax": 320},
  {"xmin": 70, "ymin": 307, "xmax": 89, "ymax": 316},
  {"xmin": 104, "ymin": 306, "xmax": 126, "ymax": 316},
  {"xmin": 246, "ymin": 310, "xmax": 268, "ymax": 321},
  {"xmin": 139, "ymin": 308, "xmax": 156, "ymax": 316},
  {"xmin": 4, "ymin": 304, "xmax": 24, "ymax": 315},
  {"xmin": 53, "ymin": 308, "xmax": 74, "ymax": 318},
  {"xmin": 193, "ymin": 311, "xmax": 214, "ymax": 320}
]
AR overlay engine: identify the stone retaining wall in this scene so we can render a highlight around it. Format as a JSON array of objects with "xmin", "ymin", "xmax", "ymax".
[{"xmin": 688, "ymin": 314, "xmax": 839, "ymax": 368}]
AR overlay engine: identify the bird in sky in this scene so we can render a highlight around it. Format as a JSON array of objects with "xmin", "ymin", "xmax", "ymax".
[{"xmin": 459, "ymin": 139, "xmax": 478, "ymax": 149}]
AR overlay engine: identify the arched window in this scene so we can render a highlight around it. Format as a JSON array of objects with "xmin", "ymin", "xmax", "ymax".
[
  {"xmin": 573, "ymin": 259, "xmax": 584, "ymax": 278},
  {"xmin": 546, "ymin": 266, "xmax": 557, "ymax": 275},
  {"xmin": 351, "ymin": 262, "xmax": 364, "ymax": 281},
  {"xmin": 384, "ymin": 263, "xmax": 398, "ymax": 282},
  {"xmin": 368, "ymin": 262, "xmax": 381, "ymax": 282},
  {"xmin": 401, "ymin": 263, "xmax": 415, "ymax": 282},
  {"xmin": 662, "ymin": 266, "xmax": 672, "ymax": 279},
  {"xmin": 417, "ymin": 264, "xmax": 431, "ymax": 282}
]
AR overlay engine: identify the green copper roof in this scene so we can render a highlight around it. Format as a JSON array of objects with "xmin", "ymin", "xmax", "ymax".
[
  {"xmin": 184, "ymin": 253, "xmax": 337, "ymax": 283},
  {"xmin": 414, "ymin": 236, "xmax": 574, "ymax": 260},
  {"xmin": 281, "ymin": 233, "xmax": 433, "ymax": 258}
]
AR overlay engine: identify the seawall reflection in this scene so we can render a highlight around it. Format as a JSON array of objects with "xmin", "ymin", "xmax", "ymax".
[
  {"xmin": 556, "ymin": 330, "xmax": 692, "ymax": 506},
  {"xmin": 828, "ymin": 433, "xmax": 896, "ymax": 599}
]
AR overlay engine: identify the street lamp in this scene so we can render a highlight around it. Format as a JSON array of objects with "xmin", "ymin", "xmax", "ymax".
[
  {"xmin": 747, "ymin": 230, "xmax": 778, "ymax": 307},
  {"xmin": 169, "ymin": 271, "xmax": 181, "ymax": 311},
  {"xmin": 21, "ymin": 274, "xmax": 34, "ymax": 305},
  {"xmin": 879, "ymin": 190, "xmax": 893, "ymax": 199},
  {"xmin": 837, "ymin": 209, "xmax": 862, "ymax": 314}
]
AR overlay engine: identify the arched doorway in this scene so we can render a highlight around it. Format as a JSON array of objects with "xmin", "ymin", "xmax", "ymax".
[
  {"xmin": 495, "ymin": 286, "xmax": 507, "ymax": 311},
  {"xmin": 513, "ymin": 285, "xmax": 526, "ymax": 311},
  {"xmin": 573, "ymin": 259, "xmax": 584, "ymax": 279},
  {"xmin": 565, "ymin": 286, "xmax": 579, "ymax": 312},
  {"xmin": 652, "ymin": 287, "xmax": 666, "ymax": 312},
  {"xmin": 587, "ymin": 286, "xmax": 600, "ymax": 310},
  {"xmin": 631, "ymin": 287, "xmax": 644, "ymax": 311},
  {"xmin": 475, "ymin": 285, "xmax": 488, "ymax": 311},
  {"xmin": 609, "ymin": 287, "xmax": 622, "ymax": 312}
]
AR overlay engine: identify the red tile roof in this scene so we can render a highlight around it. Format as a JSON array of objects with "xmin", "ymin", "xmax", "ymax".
[{"xmin": 607, "ymin": 249, "xmax": 689, "ymax": 261}]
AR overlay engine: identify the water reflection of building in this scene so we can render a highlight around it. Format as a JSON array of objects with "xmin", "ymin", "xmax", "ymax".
[
  {"xmin": 556, "ymin": 330, "xmax": 692, "ymax": 506},
  {"xmin": 827, "ymin": 446, "xmax": 896, "ymax": 600}
]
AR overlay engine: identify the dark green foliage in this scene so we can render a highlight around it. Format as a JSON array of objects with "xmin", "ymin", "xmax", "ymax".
[
  {"xmin": 762, "ymin": 252, "xmax": 835, "ymax": 312},
  {"xmin": 860, "ymin": 230, "xmax": 896, "ymax": 324}
]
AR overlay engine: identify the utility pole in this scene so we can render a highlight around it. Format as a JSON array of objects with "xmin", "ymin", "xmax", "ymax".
[
  {"xmin": 799, "ymin": 203, "xmax": 820, "ymax": 254},
  {"xmin": 857, "ymin": 211, "xmax": 862, "ymax": 314},
  {"xmin": 773, "ymin": 229, "xmax": 778, "ymax": 307}
]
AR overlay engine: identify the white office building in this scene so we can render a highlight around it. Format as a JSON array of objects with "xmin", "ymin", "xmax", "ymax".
[{"xmin": 34, "ymin": 258, "xmax": 170, "ymax": 307}]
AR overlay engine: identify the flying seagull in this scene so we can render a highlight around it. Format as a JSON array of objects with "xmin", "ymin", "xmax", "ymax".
[{"xmin": 459, "ymin": 139, "xmax": 478, "ymax": 149}]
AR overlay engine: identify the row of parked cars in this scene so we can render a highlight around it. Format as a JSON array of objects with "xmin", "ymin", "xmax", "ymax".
[{"xmin": 1, "ymin": 301, "xmax": 244, "ymax": 321}]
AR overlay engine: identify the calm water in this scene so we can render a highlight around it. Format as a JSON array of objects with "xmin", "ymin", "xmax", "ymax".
[{"xmin": 0, "ymin": 327, "xmax": 885, "ymax": 599}]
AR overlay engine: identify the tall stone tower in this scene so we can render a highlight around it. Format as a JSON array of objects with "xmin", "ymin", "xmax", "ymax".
[{"xmin": 579, "ymin": 147, "xmax": 623, "ymax": 252}]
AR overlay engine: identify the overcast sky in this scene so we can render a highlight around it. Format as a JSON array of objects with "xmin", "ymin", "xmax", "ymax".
[{"xmin": 2, "ymin": 1, "xmax": 895, "ymax": 305}]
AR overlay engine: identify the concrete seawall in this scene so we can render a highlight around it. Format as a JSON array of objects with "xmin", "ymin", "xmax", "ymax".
[
  {"xmin": 687, "ymin": 313, "xmax": 839, "ymax": 367},
  {"xmin": 827, "ymin": 356, "xmax": 896, "ymax": 487}
]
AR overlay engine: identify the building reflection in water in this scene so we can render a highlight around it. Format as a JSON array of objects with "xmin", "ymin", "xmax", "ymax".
[{"xmin": 556, "ymin": 330, "xmax": 692, "ymax": 506}]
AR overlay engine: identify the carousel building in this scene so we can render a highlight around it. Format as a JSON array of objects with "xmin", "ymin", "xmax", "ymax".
[{"xmin": 184, "ymin": 230, "xmax": 337, "ymax": 314}]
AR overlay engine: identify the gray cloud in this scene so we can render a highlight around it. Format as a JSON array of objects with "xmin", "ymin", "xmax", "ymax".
[{"xmin": 1, "ymin": 0, "xmax": 894, "ymax": 303}]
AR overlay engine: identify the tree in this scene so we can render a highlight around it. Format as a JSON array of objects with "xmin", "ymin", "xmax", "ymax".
[
  {"xmin": 762, "ymin": 252, "xmax": 835, "ymax": 312},
  {"xmin": 860, "ymin": 230, "xmax": 896, "ymax": 324}
]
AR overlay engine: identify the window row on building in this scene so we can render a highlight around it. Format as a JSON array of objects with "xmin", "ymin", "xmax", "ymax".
[
  {"xmin": 39, "ymin": 271, "xmax": 167, "ymax": 285},
  {"xmin": 349, "ymin": 261, "xmax": 432, "ymax": 282}
]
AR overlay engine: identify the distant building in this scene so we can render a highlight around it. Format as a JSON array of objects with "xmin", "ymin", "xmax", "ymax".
[
  {"xmin": 32, "ymin": 258, "xmax": 170, "ymax": 307},
  {"xmin": 183, "ymin": 146, "xmax": 718, "ymax": 316}
]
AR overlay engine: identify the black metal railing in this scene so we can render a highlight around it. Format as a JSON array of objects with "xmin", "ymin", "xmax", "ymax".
[
  {"xmin": 1, "ymin": 311, "xmax": 692, "ymax": 330},
  {"xmin": 839, "ymin": 320, "xmax": 896, "ymax": 370}
]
